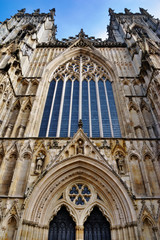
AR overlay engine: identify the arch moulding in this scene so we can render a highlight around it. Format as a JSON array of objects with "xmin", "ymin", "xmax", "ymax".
[{"xmin": 22, "ymin": 155, "xmax": 137, "ymax": 229}]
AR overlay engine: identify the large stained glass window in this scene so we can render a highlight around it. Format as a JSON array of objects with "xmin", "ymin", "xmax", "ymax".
[{"xmin": 39, "ymin": 55, "xmax": 121, "ymax": 138}]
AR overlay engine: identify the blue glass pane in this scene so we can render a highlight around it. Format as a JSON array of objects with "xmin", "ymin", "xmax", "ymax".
[
  {"xmin": 106, "ymin": 80, "xmax": 121, "ymax": 137},
  {"xmin": 70, "ymin": 186, "xmax": 78, "ymax": 194},
  {"xmin": 82, "ymin": 186, "xmax": 90, "ymax": 194},
  {"xmin": 75, "ymin": 196, "xmax": 84, "ymax": 205},
  {"xmin": 60, "ymin": 80, "xmax": 72, "ymax": 137},
  {"xmin": 90, "ymin": 80, "xmax": 100, "ymax": 137},
  {"xmin": 49, "ymin": 80, "xmax": 63, "ymax": 136},
  {"xmin": 39, "ymin": 80, "xmax": 56, "ymax": 137},
  {"xmin": 82, "ymin": 80, "xmax": 89, "ymax": 136},
  {"xmin": 70, "ymin": 80, "xmax": 79, "ymax": 137},
  {"xmin": 98, "ymin": 80, "xmax": 112, "ymax": 137}
]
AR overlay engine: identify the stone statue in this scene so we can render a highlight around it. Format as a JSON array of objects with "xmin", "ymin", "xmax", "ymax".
[
  {"xmin": 35, "ymin": 152, "xmax": 45, "ymax": 174},
  {"xmin": 115, "ymin": 152, "xmax": 125, "ymax": 174},
  {"xmin": 77, "ymin": 138, "xmax": 84, "ymax": 154}
]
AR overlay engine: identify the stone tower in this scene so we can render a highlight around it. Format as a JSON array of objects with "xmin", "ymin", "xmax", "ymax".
[{"xmin": 0, "ymin": 7, "xmax": 159, "ymax": 240}]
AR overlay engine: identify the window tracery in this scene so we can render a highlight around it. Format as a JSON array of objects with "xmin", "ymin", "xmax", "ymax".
[
  {"xmin": 69, "ymin": 183, "xmax": 91, "ymax": 205},
  {"xmin": 39, "ymin": 55, "xmax": 121, "ymax": 138}
]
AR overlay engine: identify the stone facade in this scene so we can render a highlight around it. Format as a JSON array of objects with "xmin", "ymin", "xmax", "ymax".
[{"xmin": 0, "ymin": 7, "xmax": 160, "ymax": 240}]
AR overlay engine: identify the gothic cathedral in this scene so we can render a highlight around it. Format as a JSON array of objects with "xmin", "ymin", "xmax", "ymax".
[{"xmin": 0, "ymin": 7, "xmax": 160, "ymax": 240}]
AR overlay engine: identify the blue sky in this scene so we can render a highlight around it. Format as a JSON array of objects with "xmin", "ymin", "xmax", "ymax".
[{"xmin": 0, "ymin": 0, "xmax": 159, "ymax": 40}]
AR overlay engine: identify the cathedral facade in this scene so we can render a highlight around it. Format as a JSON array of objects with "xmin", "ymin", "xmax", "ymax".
[{"xmin": 0, "ymin": 7, "xmax": 160, "ymax": 240}]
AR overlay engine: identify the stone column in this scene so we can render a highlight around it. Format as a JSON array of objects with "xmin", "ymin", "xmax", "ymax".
[
  {"xmin": 17, "ymin": 125, "xmax": 25, "ymax": 137},
  {"xmin": 43, "ymin": 227, "xmax": 49, "ymax": 240},
  {"xmin": 133, "ymin": 224, "xmax": 139, "ymax": 240},
  {"xmin": 76, "ymin": 225, "xmax": 84, "ymax": 240},
  {"xmin": 118, "ymin": 226, "xmax": 123, "ymax": 240},
  {"xmin": 152, "ymin": 159, "xmax": 160, "ymax": 185},
  {"xmin": 139, "ymin": 160, "xmax": 151, "ymax": 196},
  {"xmin": 122, "ymin": 226, "xmax": 129, "ymax": 240},
  {"xmin": 4, "ymin": 123, "xmax": 13, "ymax": 137},
  {"xmin": 111, "ymin": 227, "xmax": 118, "ymax": 240}
]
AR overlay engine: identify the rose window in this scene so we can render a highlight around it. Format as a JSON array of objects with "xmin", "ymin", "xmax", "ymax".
[{"xmin": 69, "ymin": 183, "xmax": 91, "ymax": 205}]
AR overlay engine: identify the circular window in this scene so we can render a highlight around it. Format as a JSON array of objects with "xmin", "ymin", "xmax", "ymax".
[{"xmin": 69, "ymin": 183, "xmax": 91, "ymax": 205}]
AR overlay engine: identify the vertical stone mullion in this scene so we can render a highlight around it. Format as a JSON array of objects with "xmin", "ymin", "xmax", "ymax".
[
  {"xmin": 46, "ymin": 80, "xmax": 58, "ymax": 137},
  {"xmin": 79, "ymin": 57, "xmax": 82, "ymax": 120},
  {"xmin": 104, "ymin": 80, "xmax": 114, "ymax": 137},
  {"xmin": 95, "ymin": 76, "xmax": 103, "ymax": 137},
  {"xmin": 88, "ymin": 80, "xmax": 92, "ymax": 137},
  {"xmin": 56, "ymin": 77, "xmax": 66, "ymax": 137},
  {"xmin": 68, "ymin": 80, "xmax": 74, "ymax": 137}
]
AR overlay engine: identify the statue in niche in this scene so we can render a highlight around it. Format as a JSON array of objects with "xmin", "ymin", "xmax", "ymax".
[
  {"xmin": 35, "ymin": 152, "xmax": 45, "ymax": 174},
  {"xmin": 77, "ymin": 138, "xmax": 84, "ymax": 154},
  {"xmin": 115, "ymin": 152, "xmax": 125, "ymax": 174}
]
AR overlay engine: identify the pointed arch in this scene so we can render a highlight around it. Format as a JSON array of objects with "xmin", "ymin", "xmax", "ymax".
[
  {"xmin": 30, "ymin": 46, "xmax": 125, "ymax": 137},
  {"xmin": 48, "ymin": 205, "xmax": 76, "ymax": 240},
  {"xmin": 5, "ymin": 216, "xmax": 18, "ymax": 240},
  {"xmin": 84, "ymin": 206, "xmax": 111, "ymax": 240},
  {"xmin": 141, "ymin": 214, "xmax": 156, "ymax": 240},
  {"xmin": 21, "ymin": 154, "xmax": 137, "ymax": 240}
]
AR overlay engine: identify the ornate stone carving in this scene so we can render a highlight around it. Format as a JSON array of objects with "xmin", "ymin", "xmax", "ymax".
[
  {"xmin": 35, "ymin": 152, "xmax": 45, "ymax": 174},
  {"xmin": 76, "ymin": 138, "xmax": 84, "ymax": 154},
  {"xmin": 115, "ymin": 151, "xmax": 125, "ymax": 174}
]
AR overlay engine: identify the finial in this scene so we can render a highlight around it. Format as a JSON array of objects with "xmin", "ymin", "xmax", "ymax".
[
  {"xmin": 78, "ymin": 119, "xmax": 83, "ymax": 129},
  {"xmin": 49, "ymin": 8, "xmax": 56, "ymax": 19},
  {"xmin": 124, "ymin": 8, "xmax": 132, "ymax": 15},
  {"xmin": 139, "ymin": 8, "xmax": 152, "ymax": 17},
  {"xmin": 108, "ymin": 8, "xmax": 115, "ymax": 15},
  {"xmin": 17, "ymin": 8, "xmax": 26, "ymax": 14},
  {"xmin": 78, "ymin": 29, "xmax": 85, "ymax": 38},
  {"xmin": 33, "ymin": 9, "xmax": 40, "ymax": 14}
]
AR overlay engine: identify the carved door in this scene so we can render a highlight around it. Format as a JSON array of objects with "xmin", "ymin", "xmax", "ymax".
[
  {"xmin": 84, "ymin": 207, "xmax": 111, "ymax": 240},
  {"xmin": 48, "ymin": 206, "xmax": 75, "ymax": 240}
]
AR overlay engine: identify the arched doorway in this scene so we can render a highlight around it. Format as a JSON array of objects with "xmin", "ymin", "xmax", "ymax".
[
  {"xmin": 84, "ymin": 206, "xmax": 111, "ymax": 240},
  {"xmin": 48, "ymin": 206, "xmax": 76, "ymax": 240}
]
